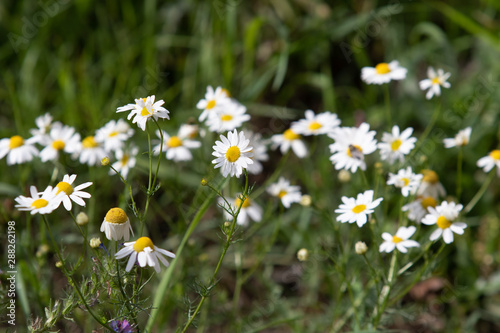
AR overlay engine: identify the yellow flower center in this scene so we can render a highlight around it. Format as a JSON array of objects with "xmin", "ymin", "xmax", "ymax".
[
  {"xmin": 421, "ymin": 196, "xmax": 437, "ymax": 209},
  {"xmin": 375, "ymin": 63, "xmax": 391, "ymax": 75},
  {"xmin": 109, "ymin": 131, "xmax": 119, "ymax": 137},
  {"xmin": 206, "ymin": 100, "xmax": 216, "ymax": 109},
  {"xmin": 437, "ymin": 216, "xmax": 451, "ymax": 229},
  {"xmin": 278, "ymin": 190, "xmax": 287, "ymax": 198},
  {"xmin": 105, "ymin": 207, "xmax": 128, "ymax": 224},
  {"xmin": 308, "ymin": 121, "xmax": 322, "ymax": 131},
  {"xmin": 133, "ymin": 237, "xmax": 155, "ymax": 252},
  {"xmin": 235, "ymin": 197, "xmax": 251, "ymax": 208},
  {"xmin": 167, "ymin": 136, "xmax": 183, "ymax": 148},
  {"xmin": 121, "ymin": 154, "xmax": 129, "ymax": 166},
  {"xmin": 9, "ymin": 135, "xmax": 24, "ymax": 149},
  {"xmin": 431, "ymin": 77, "xmax": 441, "ymax": 85},
  {"xmin": 56, "ymin": 181, "xmax": 74, "ymax": 195},
  {"xmin": 141, "ymin": 107, "xmax": 151, "ymax": 116},
  {"xmin": 347, "ymin": 145, "xmax": 363, "ymax": 158},
  {"xmin": 490, "ymin": 150, "xmax": 500, "ymax": 160},
  {"xmin": 391, "ymin": 139, "xmax": 402, "ymax": 151},
  {"xmin": 31, "ymin": 198, "xmax": 48, "ymax": 209},
  {"xmin": 283, "ymin": 129, "xmax": 300, "ymax": 141},
  {"xmin": 392, "ymin": 235, "xmax": 403, "ymax": 243},
  {"xmin": 221, "ymin": 114, "xmax": 233, "ymax": 122},
  {"xmin": 422, "ymin": 170, "xmax": 439, "ymax": 184},
  {"xmin": 52, "ymin": 140, "xmax": 65, "ymax": 150},
  {"xmin": 225, "ymin": 146, "xmax": 241, "ymax": 163},
  {"xmin": 352, "ymin": 204, "xmax": 366, "ymax": 214},
  {"xmin": 401, "ymin": 178, "xmax": 410, "ymax": 187},
  {"xmin": 82, "ymin": 136, "xmax": 98, "ymax": 148}
]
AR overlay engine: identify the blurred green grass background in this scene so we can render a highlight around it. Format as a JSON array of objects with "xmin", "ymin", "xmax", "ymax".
[{"xmin": 1, "ymin": 0, "xmax": 500, "ymax": 332}]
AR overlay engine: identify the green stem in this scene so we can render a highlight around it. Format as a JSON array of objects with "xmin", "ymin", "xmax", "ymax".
[
  {"xmin": 145, "ymin": 177, "xmax": 229, "ymax": 332},
  {"xmin": 384, "ymin": 84, "xmax": 392, "ymax": 126},
  {"xmin": 457, "ymin": 147, "xmax": 463, "ymax": 200},
  {"xmin": 409, "ymin": 102, "xmax": 441, "ymax": 159},
  {"xmin": 115, "ymin": 242, "xmax": 139, "ymax": 330},
  {"xmin": 42, "ymin": 216, "xmax": 114, "ymax": 332},
  {"xmin": 109, "ymin": 164, "xmax": 140, "ymax": 219},
  {"xmin": 464, "ymin": 169, "xmax": 495, "ymax": 214},
  {"xmin": 372, "ymin": 250, "xmax": 397, "ymax": 327},
  {"xmin": 181, "ymin": 171, "xmax": 249, "ymax": 332}
]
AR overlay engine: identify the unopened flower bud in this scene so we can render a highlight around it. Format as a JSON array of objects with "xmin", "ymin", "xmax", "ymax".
[
  {"xmin": 355, "ymin": 241, "xmax": 368, "ymax": 255},
  {"xmin": 224, "ymin": 221, "xmax": 231, "ymax": 228},
  {"xmin": 297, "ymin": 248, "xmax": 309, "ymax": 261},
  {"xmin": 76, "ymin": 212, "xmax": 89, "ymax": 226},
  {"xmin": 90, "ymin": 237, "xmax": 101, "ymax": 249},
  {"xmin": 201, "ymin": 178, "xmax": 208, "ymax": 186},
  {"xmin": 300, "ymin": 195, "xmax": 312, "ymax": 207},
  {"xmin": 55, "ymin": 261, "xmax": 63, "ymax": 268},
  {"xmin": 101, "ymin": 157, "xmax": 110, "ymax": 166},
  {"xmin": 338, "ymin": 170, "xmax": 351, "ymax": 183}
]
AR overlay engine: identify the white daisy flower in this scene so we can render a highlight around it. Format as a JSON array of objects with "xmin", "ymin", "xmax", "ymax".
[
  {"xmin": 267, "ymin": 177, "xmax": 302, "ymax": 208},
  {"xmin": 197, "ymin": 86, "xmax": 232, "ymax": 122},
  {"xmin": 379, "ymin": 226, "xmax": 420, "ymax": 253},
  {"xmin": 15, "ymin": 185, "xmax": 62, "ymax": 215},
  {"xmin": 29, "ymin": 113, "xmax": 62, "ymax": 143},
  {"xmin": 212, "ymin": 129, "xmax": 253, "ymax": 178},
  {"xmin": 178, "ymin": 123, "xmax": 205, "ymax": 139},
  {"xmin": 378, "ymin": 126, "xmax": 417, "ymax": 164},
  {"xmin": 402, "ymin": 196, "xmax": 438, "ymax": 223},
  {"xmin": 416, "ymin": 170, "xmax": 446, "ymax": 199},
  {"xmin": 116, "ymin": 95, "xmax": 170, "ymax": 131},
  {"xmin": 271, "ymin": 128, "xmax": 307, "ymax": 158},
  {"xmin": 55, "ymin": 174, "xmax": 93, "ymax": 211},
  {"xmin": 111, "ymin": 146, "xmax": 139, "ymax": 179},
  {"xmin": 100, "ymin": 207, "xmax": 134, "ymax": 241},
  {"xmin": 421, "ymin": 201, "xmax": 467, "ymax": 244},
  {"xmin": 78, "ymin": 136, "xmax": 107, "ymax": 166},
  {"xmin": 219, "ymin": 195, "xmax": 263, "ymax": 226},
  {"xmin": 0, "ymin": 135, "xmax": 39, "ymax": 165},
  {"xmin": 443, "ymin": 127, "xmax": 471, "ymax": 149},
  {"xmin": 477, "ymin": 150, "xmax": 500, "ymax": 176},
  {"xmin": 335, "ymin": 190, "xmax": 383, "ymax": 227},
  {"xmin": 115, "ymin": 237, "xmax": 176, "ymax": 273},
  {"xmin": 95, "ymin": 119, "xmax": 134, "ymax": 153},
  {"xmin": 291, "ymin": 110, "xmax": 341, "ymax": 136},
  {"xmin": 153, "ymin": 129, "xmax": 201, "ymax": 162},
  {"xmin": 245, "ymin": 131, "xmax": 268, "ymax": 175},
  {"xmin": 205, "ymin": 102, "xmax": 250, "ymax": 133},
  {"xmin": 329, "ymin": 123, "xmax": 378, "ymax": 173},
  {"xmin": 39, "ymin": 125, "xmax": 81, "ymax": 162},
  {"xmin": 387, "ymin": 167, "xmax": 423, "ymax": 197},
  {"xmin": 419, "ymin": 67, "xmax": 451, "ymax": 100},
  {"xmin": 361, "ymin": 61, "xmax": 407, "ymax": 85}
]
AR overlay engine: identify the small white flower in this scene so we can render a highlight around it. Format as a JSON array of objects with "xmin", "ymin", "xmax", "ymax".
[
  {"xmin": 267, "ymin": 177, "xmax": 302, "ymax": 208},
  {"xmin": 416, "ymin": 169, "xmax": 446, "ymax": 199},
  {"xmin": 402, "ymin": 196, "xmax": 438, "ymax": 223},
  {"xmin": 15, "ymin": 185, "xmax": 62, "ymax": 215},
  {"xmin": 206, "ymin": 102, "xmax": 250, "ymax": 133},
  {"xmin": 329, "ymin": 123, "xmax": 378, "ymax": 173},
  {"xmin": 197, "ymin": 86, "xmax": 232, "ymax": 122},
  {"xmin": 219, "ymin": 195, "xmax": 263, "ymax": 226},
  {"xmin": 419, "ymin": 67, "xmax": 451, "ymax": 100},
  {"xmin": 212, "ymin": 129, "xmax": 253, "ymax": 178},
  {"xmin": 178, "ymin": 123, "xmax": 205, "ymax": 139},
  {"xmin": 111, "ymin": 146, "xmax": 139, "ymax": 179},
  {"xmin": 100, "ymin": 207, "xmax": 134, "ymax": 241},
  {"xmin": 115, "ymin": 237, "xmax": 176, "ymax": 273},
  {"xmin": 29, "ymin": 113, "xmax": 61, "ymax": 143},
  {"xmin": 55, "ymin": 174, "xmax": 92, "ymax": 211},
  {"xmin": 271, "ymin": 128, "xmax": 307, "ymax": 158},
  {"xmin": 153, "ymin": 129, "xmax": 201, "ymax": 162},
  {"xmin": 335, "ymin": 190, "xmax": 383, "ymax": 227},
  {"xmin": 379, "ymin": 226, "xmax": 420, "ymax": 253},
  {"xmin": 39, "ymin": 125, "xmax": 81, "ymax": 162},
  {"xmin": 291, "ymin": 110, "xmax": 341, "ymax": 136},
  {"xmin": 245, "ymin": 131, "xmax": 269, "ymax": 175},
  {"xmin": 387, "ymin": 167, "xmax": 423, "ymax": 197},
  {"xmin": 361, "ymin": 61, "xmax": 407, "ymax": 85},
  {"xmin": 421, "ymin": 201, "xmax": 467, "ymax": 244},
  {"xmin": 378, "ymin": 126, "xmax": 417, "ymax": 164},
  {"xmin": 0, "ymin": 135, "xmax": 39, "ymax": 165},
  {"xmin": 477, "ymin": 150, "xmax": 500, "ymax": 176},
  {"xmin": 117, "ymin": 95, "xmax": 170, "ymax": 131},
  {"xmin": 95, "ymin": 119, "xmax": 134, "ymax": 153},
  {"xmin": 443, "ymin": 127, "xmax": 471, "ymax": 149},
  {"xmin": 78, "ymin": 136, "xmax": 107, "ymax": 166}
]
